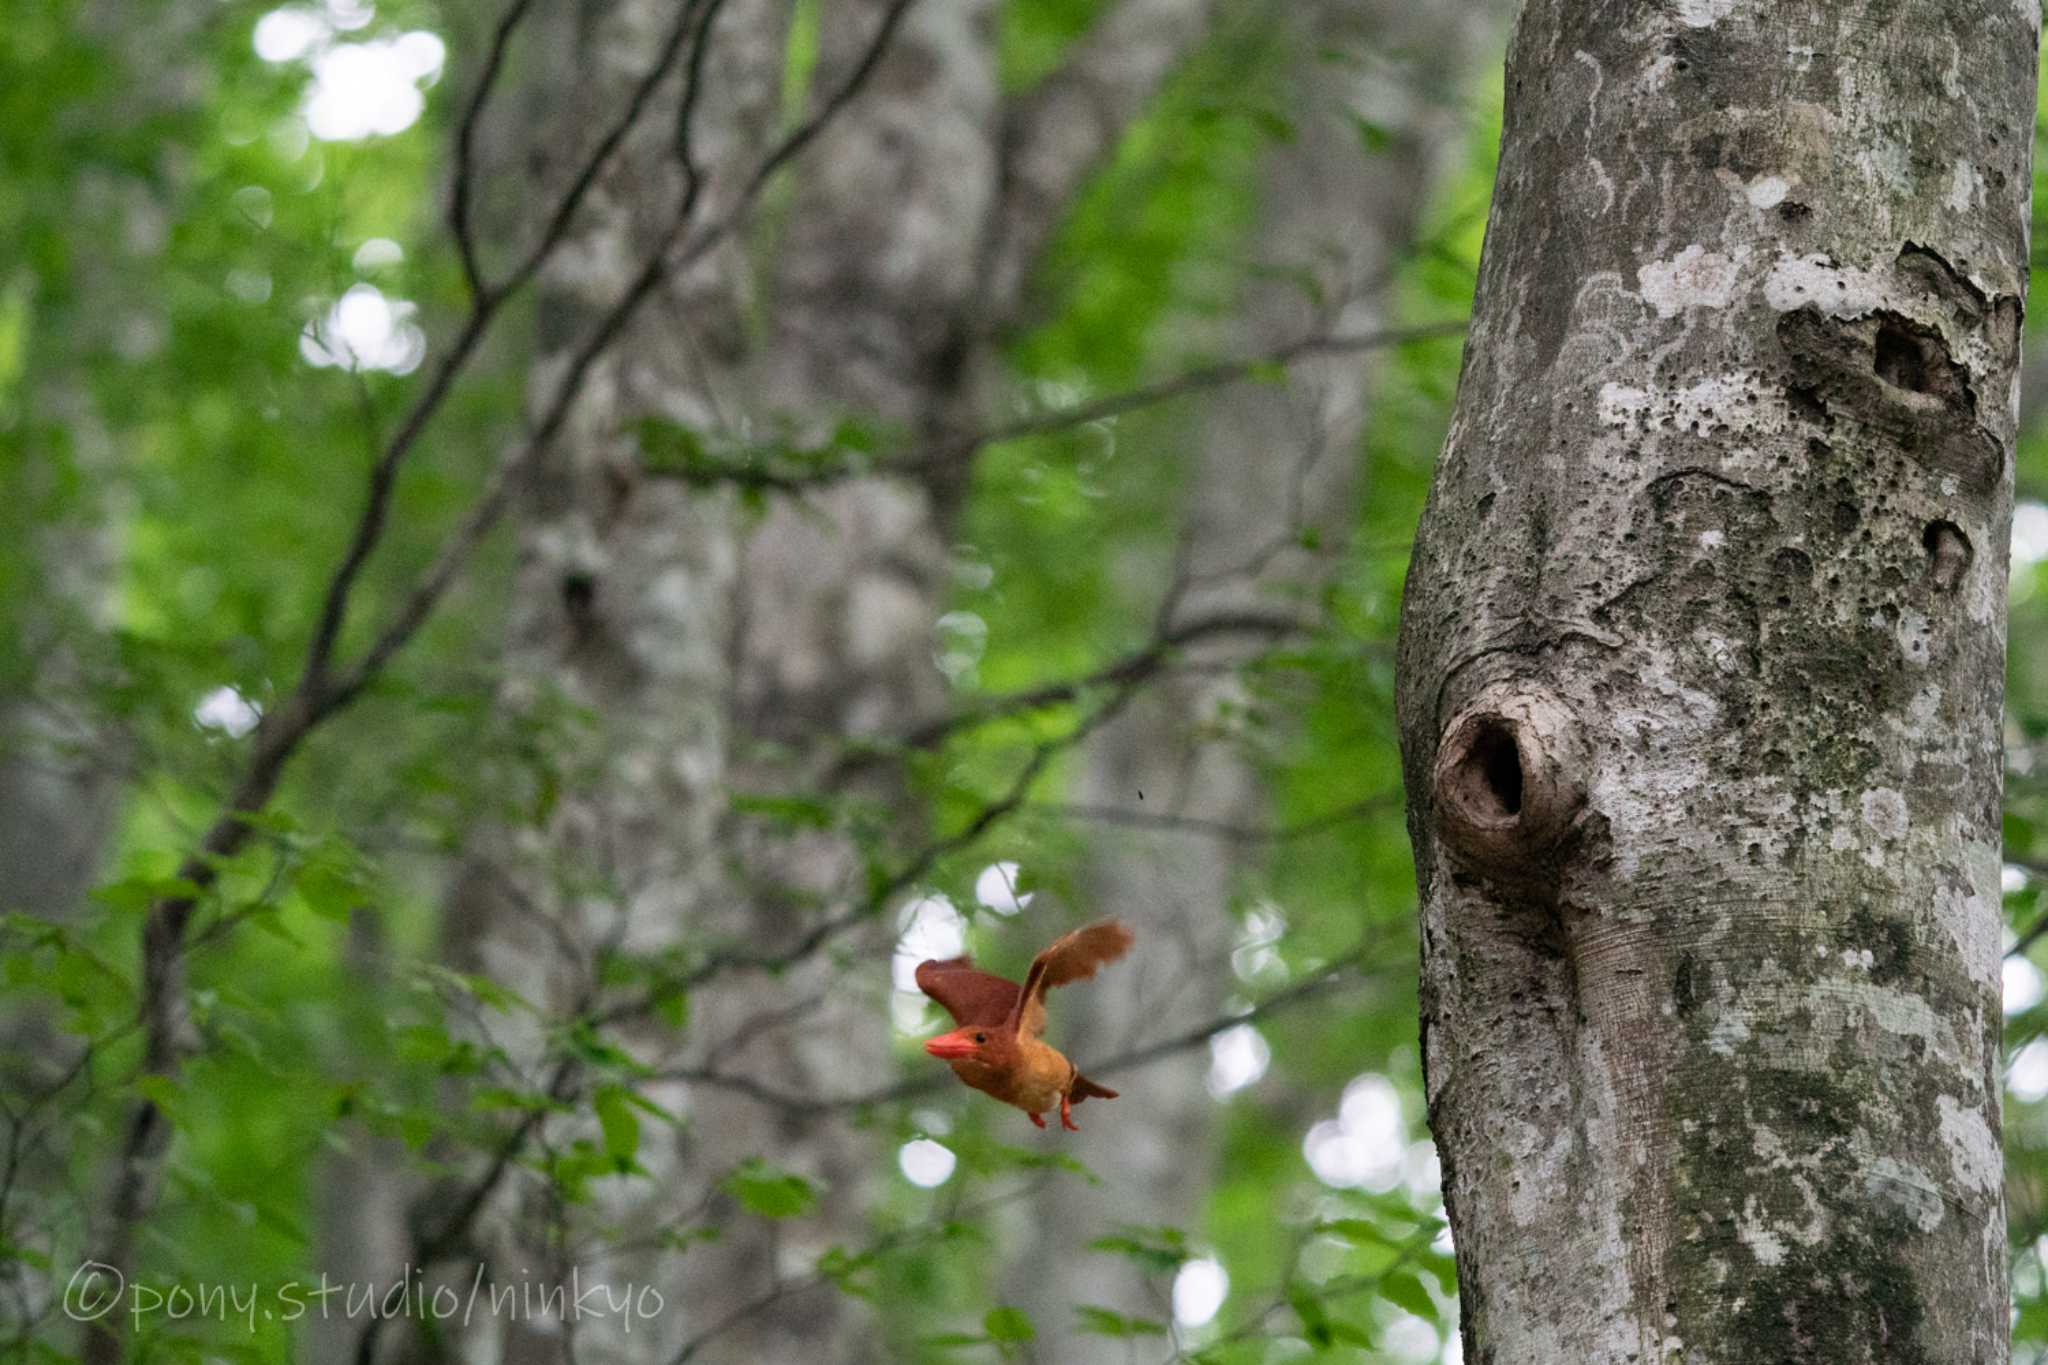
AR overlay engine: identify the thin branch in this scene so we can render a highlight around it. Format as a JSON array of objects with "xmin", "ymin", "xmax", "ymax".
[
  {"xmin": 1168, "ymin": 1222, "xmax": 1441, "ymax": 1364},
  {"xmin": 493, "ymin": 0, "xmax": 715, "ymax": 304},
  {"xmin": 657, "ymin": 941, "xmax": 1387, "ymax": 1113},
  {"xmin": 448, "ymin": 0, "xmax": 541, "ymax": 299},
  {"xmin": 1025, "ymin": 791, "xmax": 1399, "ymax": 845},
  {"xmin": 304, "ymin": 0, "xmax": 712, "ymax": 705},
  {"xmin": 668, "ymin": 1181, "xmax": 1050, "ymax": 1364},
  {"xmin": 351, "ymin": 1056, "xmax": 578, "ymax": 1365},
  {"xmin": 598, "ymin": 649, "xmax": 1138, "ymax": 1030},
  {"xmin": 892, "ymin": 608, "xmax": 1308, "ymax": 754},
  {"xmin": 326, "ymin": 0, "xmax": 923, "ymax": 710},
  {"xmin": 975, "ymin": 323, "xmax": 1463, "ymax": 450},
  {"xmin": 644, "ymin": 321, "xmax": 1465, "ymax": 493}
]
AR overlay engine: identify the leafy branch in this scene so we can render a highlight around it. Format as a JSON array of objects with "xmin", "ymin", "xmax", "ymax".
[{"xmin": 84, "ymin": 3, "xmax": 924, "ymax": 1356}]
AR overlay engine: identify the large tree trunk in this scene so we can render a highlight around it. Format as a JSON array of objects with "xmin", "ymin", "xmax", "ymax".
[
  {"xmin": 1397, "ymin": 3, "xmax": 2037, "ymax": 1361},
  {"xmin": 1006, "ymin": 0, "xmax": 1502, "ymax": 1351},
  {"xmin": 419, "ymin": 2, "xmax": 796, "ymax": 1361}
]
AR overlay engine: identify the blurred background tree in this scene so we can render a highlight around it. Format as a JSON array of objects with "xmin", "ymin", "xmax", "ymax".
[{"xmin": 4, "ymin": 1, "xmax": 2048, "ymax": 1362}]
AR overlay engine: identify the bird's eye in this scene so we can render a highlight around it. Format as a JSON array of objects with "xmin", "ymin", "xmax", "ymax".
[{"xmin": 973, "ymin": 1033, "xmax": 986, "ymax": 1043}]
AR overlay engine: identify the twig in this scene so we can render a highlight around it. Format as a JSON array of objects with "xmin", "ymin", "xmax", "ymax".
[
  {"xmin": 1024, "ymin": 792, "xmax": 1398, "ymax": 845},
  {"xmin": 896, "ymin": 609, "xmax": 1307, "ymax": 753},
  {"xmin": 643, "ymin": 321, "xmax": 1466, "ymax": 493},
  {"xmin": 668, "ymin": 1181, "xmax": 1049, "ymax": 1364},
  {"xmin": 656, "ymin": 941, "xmax": 1386, "ymax": 1112},
  {"xmin": 448, "ymin": 0, "xmax": 542, "ymax": 299}
]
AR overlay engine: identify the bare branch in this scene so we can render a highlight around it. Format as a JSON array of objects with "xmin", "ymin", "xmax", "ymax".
[
  {"xmin": 598, "ymin": 649, "xmax": 1141, "ymax": 1030},
  {"xmin": 299, "ymin": 0, "xmax": 714, "ymax": 703},
  {"xmin": 448, "ymin": 0, "xmax": 541, "ymax": 299},
  {"xmin": 1025, "ymin": 791, "xmax": 1399, "ymax": 845},
  {"xmin": 351, "ymin": 1056, "xmax": 578, "ymax": 1365},
  {"xmin": 891, "ymin": 608, "xmax": 1308, "ymax": 754},
  {"xmin": 657, "ymin": 941, "xmax": 1389, "ymax": 1113},
  {"xmin": 642, "ymin": 321, "xmax": 1464, "ymax": 493},
  {"xmin": 328, "ymin": 0, "xmax": 924, "ymax": 710},
  {"xmin": 492, "ymin": 0, "xmax": 717, "ymax": 304}
]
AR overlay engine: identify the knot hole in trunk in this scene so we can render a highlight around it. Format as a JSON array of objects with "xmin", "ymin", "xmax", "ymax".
[{"xmin": 1431, "ymin": 685, "xmax": 1587, "ymax": 886}]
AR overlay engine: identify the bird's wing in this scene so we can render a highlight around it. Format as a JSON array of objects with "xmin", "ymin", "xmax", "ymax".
[
  {"xmin": 1006, "ymin": 919, "xmax": 1134, "ymax": 1037},
  {"xmin": 915, "ymin": 957, "xmax": 1021, "ymax": 1027}
]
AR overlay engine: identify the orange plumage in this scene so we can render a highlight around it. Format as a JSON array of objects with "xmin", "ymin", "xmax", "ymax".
[{"xmin": 916, "ymin": 919, "xmax": 1133, "ymax": 1131}]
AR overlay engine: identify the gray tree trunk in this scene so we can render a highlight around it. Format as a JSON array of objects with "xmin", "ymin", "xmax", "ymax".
[
  {"xmin": 0, "ymin": 0, "xmax": 192, "ymax": 931},
  {"xmin": 1006, "ymin": 0, "xmax": 1503, "ymax": 1353},
  {"xmin": 422, "ymin": 3, "xmax": 792, "ymax": 1361},
  {"xmin": 1397, "ymin": 3, "xmax": 2037, "ymax": 1361},
  {"xmin": 407, "ymin": 2, "xmax": 1222, "ymax": 1362},
  {"xmin": 0, "ymin": 5, "xmax": 196, "ymax": 1339}
]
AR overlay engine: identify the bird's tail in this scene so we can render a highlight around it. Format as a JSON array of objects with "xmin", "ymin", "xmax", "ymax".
[{"xmin": 1070, "ymin": 1073, "xmax": 1117, "ymax": 1105}]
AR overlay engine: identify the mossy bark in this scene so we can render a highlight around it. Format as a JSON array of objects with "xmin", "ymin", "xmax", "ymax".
[{"xmin": 1396, "ymin": 2, "xmax": 2039, "ymax": 1361}]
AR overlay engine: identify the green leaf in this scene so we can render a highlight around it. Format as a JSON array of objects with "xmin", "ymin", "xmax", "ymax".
[
  {"xmin": 730, "ymin": 791, "xmax": 839, "ymax": 830},
  {"xmin": 1328, "ymin": 1319, "xmax": 1377, "ymax": 1347},
  {"xmin": 132, "ymin": 1074, "xmax": 182, "ymax": 1120},
  {"xmin": 654, "ymin": 986, "xmax": 690, "ymax": 1031},
  {"xmin": 1315, "ymin": 1217, "xmax": 1397, "ymax": 1247},
  {"xmin": 983, "ymin": 1306, "xmax": 1035, "ymax": 1343},
  {"xmin": 1419, "ymin": 1247, "xmax": 1459, "ymax": 1295},
  {"xmin": 722, "ymin": 1157, "xmax": 820, "ymax": 1218},
  {"xmin": 471, "ymin": 1086, "xmax": 560, "ymax": 1115},
  {"xmin": 0, "ymin": 1241, "xmax": 53, "ymax": 1272},
  {"xmin": 1289, "ymin": 1281, "xmax": 1330, "ymax": 1345},
  {"xmin": 91, "ymin": 875, "xmax": 204, "ymax": 913},
  {"xmin": 594, "ymin": 1086, "xmax": 640, "ymax": 1167},
  {"xmin": 921, "ymin": 1331, "xmax": 990, "ymax": 1350},
  {"xmin": 636, "ymin": 417, "xmax": 710, "ymax": 475},
  {"xmin": 1087, "ymin": 1225, "xmax": 1188, "ymax": 1274},
  {"xmin": 1378, "ymin": 1268, "xmax": 1439, "ymax": 1321},
  {"xmin": 829, "ymin": 417, "xmax": 879, "ymax": 454},
  {"xmin": 1248, "ymin": 107, "xmax": 1295, "ymax": 143},
  {"xmin": 1074, "ymin": 1305, "xmax": 1167, "ymax": 1337}
]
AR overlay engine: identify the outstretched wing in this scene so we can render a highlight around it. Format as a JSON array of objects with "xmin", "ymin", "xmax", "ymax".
[
  {"xmin": 915, "ymin": 957, "xmax": 1021, "ymax": 1027},
  {"xmin": 1006, "ymin": 919, "xmax": 1134, "ymax": 1036}
]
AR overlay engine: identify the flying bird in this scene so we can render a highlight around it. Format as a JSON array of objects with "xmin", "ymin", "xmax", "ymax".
[{"xmin": 916, "ymin": 919, "xmax": 1134, "ymax": 1131}]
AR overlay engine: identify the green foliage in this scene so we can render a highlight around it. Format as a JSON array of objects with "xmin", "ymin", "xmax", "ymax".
[
  {"xmin": 722, "ymin": 1158, "xmax": 823, "ymax": 1219},
  {"xmin": 1074, "ymin": 1303, "xmax": 1167, "ymax": 1337}
]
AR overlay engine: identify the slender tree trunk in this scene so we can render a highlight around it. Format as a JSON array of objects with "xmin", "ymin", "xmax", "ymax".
[
  {"xmin": 1, "ymin": 4, "xmax": 204, "ymax": 1346},
  {"xmin": 1397, "ymin": 3, "xmax": 2037, "ymax": 1361},
  {"xmin": 408, "ymin": 2, "xmax": 1223, "ymax": 1362},
  {"xmin": 418, "ymin": 2, "xmax": 790, "ymax": 1361},
  {"xmin": 1006, "ymin": 0, "xmax": 1503, "ymax": 1351},
  {"xmin": 0, "ymin": 0, "xmax": 192, "ymax": 931}
]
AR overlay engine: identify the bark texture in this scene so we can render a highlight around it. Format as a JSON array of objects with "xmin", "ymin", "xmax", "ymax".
[
  {"xmin": 1397, "ymin": 3, "xmax": 2037, "ymax": 1361},
  {"xmin": 423, "ymin": 3, "xmax": 789, "ymax": 1362},
  {"xmin": 1007, "ymin": 0, "xmax": 1503, "ymax": 1352}
]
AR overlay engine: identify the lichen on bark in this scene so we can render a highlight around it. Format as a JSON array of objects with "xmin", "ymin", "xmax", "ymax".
[{"xmin": 1396, "ymin": 2, "xmax": 2038, "ymax": 1361}]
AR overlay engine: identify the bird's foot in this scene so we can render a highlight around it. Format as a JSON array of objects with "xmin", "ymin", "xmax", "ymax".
[
  {"xmin": 1029, "ymin": 1112, "xmax": 1047, "ymax": 1129},
  {"xmin": 1060, "ymin": 1095, "xmax": 1079, "ymax": 1131}
]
